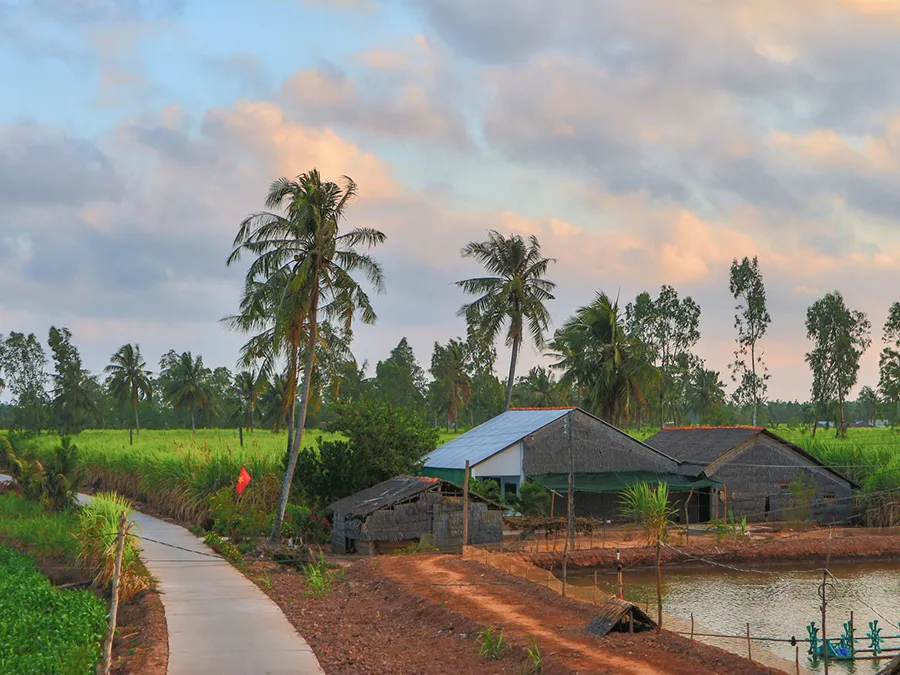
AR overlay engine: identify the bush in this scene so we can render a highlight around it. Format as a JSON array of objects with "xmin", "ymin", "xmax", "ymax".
[
  {"xmin": 0, "ymin": 435, "xmax": 84, "ymax": 512},
  {"xmin": 0, "ymin": 544, "xmax": 105, "ymax": 675},
  {"xmin": 209, "ymin": 485, "xmax": 269, "ymax": 541},
  {"xmin": 619, "ymin": 481, "xmax": 677, "ymax": 543},
  {"xmin": 76, "ymin": 492, "xmax": 149, "ymax": 603},
  {"xmin": 278, "ymin": 503, "xmax": 330, "ymax": 546},
  {"xmin": 505, "ymin": 482, "xmax": 550, "ymax": 516},
  {"xmin": 293, "ymin": 400, "xmax": 439, "ymax": 506},
  {"xmin": 203, "ymin": 532, "xmax": 243, "ymax": 563}
]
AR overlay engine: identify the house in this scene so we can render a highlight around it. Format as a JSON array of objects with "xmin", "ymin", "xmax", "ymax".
[
  {"xmin": 644, "ymin": 426, "xmax": 858, "ymax": 523},
  {"xmin": 422, "ymin": 407, "xmax": 714, "ymax": 519},
  {"xmin": 328, "ymin": 475, "xmax": 504, "ymax": 555}
]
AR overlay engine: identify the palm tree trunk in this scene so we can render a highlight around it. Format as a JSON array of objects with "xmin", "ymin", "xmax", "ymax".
[
  {"xmin": 269, "ymin": 293, "xmax": 319, "ymax": 545},
  {"xmin": 132, "ymin": 384, "xmax": 141, "ymax": 435},
  {"xmin": 505, "ymin": 338, "xmax": 521, "ymax": 410}
]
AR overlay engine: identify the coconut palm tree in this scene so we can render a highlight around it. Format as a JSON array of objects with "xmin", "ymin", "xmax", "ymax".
[
  {"xmin": 549, "ymin": 292, "xmax": 656, "ymax": 426},
  {"xmin": 513, "ymin": 366, "xmax": 567, "ymax": 408},
  {"xmin": 429, "ymin": 339, "xmax": 472, "ymax": 430},
  {"xmin": 457, "ymin": 231, "xmax": 556, "ymax": 410},
  {"xmin": 688, "ymin": 366, "xmax": 727, "ymax": 423},
  {"xmin": 233, "ymin": 370, "xmax": 261, "ymax": 431},
  {"xmin": 258, "ymin": 373, "xmax": 288, "ymax": 432},
  {"xmin": 105, "ymin": 344, "xmax": 153, "ymax": 433},
  {"xmin": 226, "ymin": 169, "xmax": 386, "ymax": 544},
  {"xmin": 161, "ymin": 351, "xmax": 211, "ymax": 433}
]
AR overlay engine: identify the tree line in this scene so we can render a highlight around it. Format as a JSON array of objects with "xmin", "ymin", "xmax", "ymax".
[{"xmin": 3, "ymin": 170, "xmax": 900, "ymax": 444}]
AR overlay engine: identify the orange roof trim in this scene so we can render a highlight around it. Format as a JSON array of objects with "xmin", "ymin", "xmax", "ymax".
[
  {"xmin": 509, "ymin": 406, "xmax": 578, "ymax": 411},
  {"xmin": 661, "ymin": 425, "xmax": 764, "ymax": 431}
]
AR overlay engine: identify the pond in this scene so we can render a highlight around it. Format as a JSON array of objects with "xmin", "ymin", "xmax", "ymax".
[{"xmin": 568, "ymin": 562, "xmax": 900, "ymax": 674}]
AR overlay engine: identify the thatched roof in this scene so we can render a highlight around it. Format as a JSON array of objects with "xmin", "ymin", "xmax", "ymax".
[
  {"xmin": 645, "ymin": 426, "xmax": 858, "ymax": 488},
  {"xmin": 328, "ymin": 475, "xmax": 503, "ymax": 519},
  {"xmin": 586, "ymin": 596, "xmax": 656, "ymax": 636}
]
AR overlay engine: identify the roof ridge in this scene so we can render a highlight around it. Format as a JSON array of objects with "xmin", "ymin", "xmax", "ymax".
[
  {"xmin": 661, "ymin": 425, "xmax": 764, "ymax": 431},
  {"xmin": 508, "ymin": 406, "xmax": 578, "ymax": 411}
]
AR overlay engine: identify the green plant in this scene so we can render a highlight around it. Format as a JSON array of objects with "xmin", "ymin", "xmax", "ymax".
[
  {"xmin": 477, "ymin": 626, "xmax": 506, "ymax": 660},
  {"xmin": 789, "ymin": 475, "xmax": 818, "ymax": 524},
  {"xmin": 76, "ymin": 492, "xmax": 150, "ymax": 602},
  {"xmin": 524, "ymin": 636, "xmax": 542, "ymax": 673},
  {"xmin": 0, "ymin": 544, "xmax": 105, "ymax": 674},
  {"xmin": 469, "ymin": 478, "xmax": 501, "ymax": 502},
  {"xmin": 505, "ymin": 482, "xmax": 550, "ymax": 516},
  {"xmin": 618, "ymin": 481, "xmax": 678, "ymax": 542},
  {"xmin": 42, "ymin": 436, "xmax": 85, "ymax": 512},
  {"xmin": 394, "ymin": 535, "xmax": 439, "ymax": 555},
  {"xmin": 255, "ymin": 571, "xmax": 273, "ymax": 591},
  {"xmin": 301, "ymin": 555, "xmax": 335, "ymax": 597},
  {"xmin": 203, "ymin": 532, "xmax": 243, "ymax": 564}
]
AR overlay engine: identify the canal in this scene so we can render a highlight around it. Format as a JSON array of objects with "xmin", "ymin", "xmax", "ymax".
[{"xmin": 569, "ymin": 562, "xmax": 900, "ymax": 674}]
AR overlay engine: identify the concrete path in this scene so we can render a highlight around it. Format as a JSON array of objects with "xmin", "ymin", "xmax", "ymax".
[
  {"xmin": 129, "ymin": 510, "xmax": 324, "ymax": 675},
  {"xmin": 0, "ymin": 476, "xmax": 322, "ymax": 675}
]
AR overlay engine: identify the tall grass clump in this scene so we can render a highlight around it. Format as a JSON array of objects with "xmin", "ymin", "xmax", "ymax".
[
  {"xmin": 76, "ymin": 492, "xmax": 149, "ymax": 602},
  {"xmin": 619, "ymin": 481, "xmax": 678, "ymax": 542}
]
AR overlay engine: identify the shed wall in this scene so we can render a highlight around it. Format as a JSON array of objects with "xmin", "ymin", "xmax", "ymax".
[{"xmin": 709, "ymin": 435, "xmax": 853, "ymax": 523}]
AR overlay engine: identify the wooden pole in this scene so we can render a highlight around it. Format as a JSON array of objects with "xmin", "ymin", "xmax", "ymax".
[
  {"xmin": 462, "ymin": 460, "xmax": 470, "ymax": 555},
  {"xmin": 822, "ymin": 568, "xmax": 829, "ymax": 675},
  {"xmin": 796, "ymin": 645, "xmax": 800, "ymax": 675},
  {"xmin": 656, "ymin": 535, "xmax": 662, "ymax": 632},
  {"xmin": 550, "ymin": 491, "xmax": 555, "ymax": 518},
  {"xmin": 101, "ymin": 512, "xmax": 127, "ymax": 675},
  {"xmin": 690, "ymin": 613, "xmax": 694, "ymax": 641},
  {"xmin": 617, "ymin": 546, "xmax": 623, "ymax": 600},
  {"xmin": 850, "ymin": 610, "xmax": 855, "ymax": 656},
  {"xmin": 566, "ymin": 413, "xmax": 575, "ymax": 548},
  {"xmin": 684, "ymin": 489, "xmax": 694, "ymax": 546},
  {"xmin": 746, "ymin": 622, "xmax": 752, "ymax": 661}
]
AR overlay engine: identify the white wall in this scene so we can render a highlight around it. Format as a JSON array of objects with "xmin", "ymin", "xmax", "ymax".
[{"xmin": 471, "ymin": 442, "xmax": 523, "ymax": 482}]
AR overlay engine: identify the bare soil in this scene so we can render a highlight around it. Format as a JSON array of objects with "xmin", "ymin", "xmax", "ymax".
[
  {"xmin": 253, "ymin": 554, "xmax": 779, "ymax": 675},
  {"xmin": 522, "ymin": 526, "xmax": 900, "ymax": 572}
]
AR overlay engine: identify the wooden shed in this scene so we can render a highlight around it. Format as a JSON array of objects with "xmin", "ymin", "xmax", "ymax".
[
  {"xmin": 644, "ymin": 427, "xmax": 858, "ymax": 523},
  {"xmin": 328, "ymin": 475, "xmax": 504, "ymax": 555}
]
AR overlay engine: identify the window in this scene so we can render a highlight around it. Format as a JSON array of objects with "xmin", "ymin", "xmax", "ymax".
[{"xmin": 824, "ymin": 494, "xmax": 836, "ymax": 504}]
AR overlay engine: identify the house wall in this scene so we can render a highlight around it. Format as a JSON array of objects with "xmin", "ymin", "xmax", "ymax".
[
  {"xmin": 523, "ymin": 410, "xmax": 681, "ymax": 476},
  {"xmin": 708, "ymin": 435, "xmax": 853, "ymax": 523},
  {"xmin": 332, "ymin": 490, "xmax": 504, "ymax": 554},
  {"xmin": 472, "ymin": 442, "xmax": 523, "ymax": 496}
]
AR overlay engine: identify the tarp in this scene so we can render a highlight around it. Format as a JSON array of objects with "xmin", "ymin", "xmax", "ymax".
[
  {"xmin": 530, "ymin": 471, "xmax": 720, "ymax": 494},
  {"xmin": 420, "ymin": 467, "xmax": 466, "ymax": 486}
]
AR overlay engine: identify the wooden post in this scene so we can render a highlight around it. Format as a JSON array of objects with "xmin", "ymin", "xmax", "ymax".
[
  {"xmin": 850, "ymin": 611, "xmax": 855, "ymax": 656},
  {"xmin": 746, "ymin": 622, "xmax": 752, "ymax": 661},
  {"xmin": 690, "ymin": 613, "xmax": 694, "ymax": 641},
  {"xmin": 566, "ymin": 413, "xmax": 575, "ymax": 548},
  {"xmin": 462, "ymin": 460, "xmax": 470, "ymax": 555},
  {"xmin": 101, "ymin": 512, "xmax": 127, "ymax": 675},
  {"xmin": 655, "ymin": 535, "xmax": 662, "ymax": 632},
  {"xmin": 550, "ymin": 491, "xmax": 555, "ymax": 518},
  {"xmin": 822, "ymin": 568, "xmax": 829, "ymax": 675},
  {"xmin": 795, "ymin": 645, "xmax": 800, "ymax": 675},
  {"xmin": 684, "ymin": 489, "xmax": 694, "ymax": 546},
  {"xmin": 723, "ymin": 484, "xmax": 728, "ymax": 518},
  {"xmin": 617, "ymin": 546, "xmax": 623, "ymax": 600}
]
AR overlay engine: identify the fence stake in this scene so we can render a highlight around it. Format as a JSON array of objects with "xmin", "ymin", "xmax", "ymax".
[
  {"xmin": 690, "ymin": 613, "xmax": 694, "ymax": 641},
  {"xmin": 746, "ymin": 622, "xmax": 752, "ymax": 661},
  {"xmin": 655, "ymin": 535, "xmax": 662, "ymax": 632},
  {"xmin": 685, "ymin": 489, "xmax": 694, "ymax": 546},
  {"xmin": 462, "ymin": 460, "xmax": 470, "ymax": 555},
  {"xmin": 850, "ymin": 610, "xmax": 855, "ymax": 657},
  {"xmin": 795, "ymin": 645, "xmax": 800, "ymax": 675},
  {"xmin": 822, "ymin": 568, "xmax": 829, "ymax": 675},
  {"xmin": 101, "ymin": 511, "xmax": 127, "ymax": 675},
  {"xmin": 617, "ymin": 546, "xmax": 623, "ymax": 600}
]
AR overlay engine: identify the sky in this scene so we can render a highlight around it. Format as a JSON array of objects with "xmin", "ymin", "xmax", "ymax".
[{"xmin": 3, "ymin": 0, "xmax": 900, "ymax": 402}]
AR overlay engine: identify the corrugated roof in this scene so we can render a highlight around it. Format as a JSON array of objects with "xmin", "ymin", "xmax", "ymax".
[
  {"xmin": 424, "ymin": 408, "xmax": 575, "ymax": 470},
  {"xmin": 328, "ymin": 475, "xmax": 440, "ymax": 518}
]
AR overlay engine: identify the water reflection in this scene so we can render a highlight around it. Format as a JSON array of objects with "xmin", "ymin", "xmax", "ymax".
[{"xmin": 570, "ymin": 562, "xmax": 900, "ymax": 674}]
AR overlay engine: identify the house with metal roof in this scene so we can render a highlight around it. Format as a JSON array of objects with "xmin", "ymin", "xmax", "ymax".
[
  {"xmin": 328, "ymin": 475, "xmax": 504, "ymax": 554},
  {"xmin": 644, "ymin": 426, "xmax": 857, "ymax": 523},
  {"xmin": 422, "ymin": 407, "xmax": 715, "ymax": 519}
]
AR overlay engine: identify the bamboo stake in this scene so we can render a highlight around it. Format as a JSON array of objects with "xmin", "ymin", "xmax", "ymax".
[
  {"xmin": 690, "ymin": 613, "xmax": 694, "ymax": 641},
  {"xmin": 617, "ymin": 546, "xmax": 623, "ymax": 600},
  {"xmin": 822, "ymin": 568, "xmax": 829, "ymax": 675},
  {"xmin": 796, "ymin": 646, "xmax": 800, "ymax": 675},
  {"xmin": 462, "ymin": 460, "xmax": 470, "ymax": 555},
  {"xmin": 746, "ymin": 622, "xmax": 752, "ymax": 661},
  {"xmin": 100, "ymin": 512, "xmax": 127, "ymax": 675},
  {"xmin": 684, "ymin": 489, "xmax": 694, "ymax": 546},
  {"xmin": 656, "ymin": 535, "xmax": 662, "ymax": 632}
]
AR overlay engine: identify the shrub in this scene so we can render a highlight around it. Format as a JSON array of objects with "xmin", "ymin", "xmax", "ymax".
[
  {"xmin": 505, "ymin": 482, "xmax": 550, "ymax": 516},
  {"xmin": 477, "ymin": 626, "xmax": 506, "ymax": 660},
  {"xmin": 469, "ymin": 478, "xmax": 501, "ymax": 502},
  {"xmin": 278, "ymin": 503, "xmax": 330, "ymax": 546},
  {"xmin": 203, "ymin": 532, "xmax": 243, "ymax": 563},
  {"xmin": 0, "ymin": 544, "xmax": 105, "ymax": 675},
  {"xmin": 619, "ymin": 481, "xmax": 677, "ymax": 543},
  {"xmin": 76, "ymin": 492, "xmax": 149, "ymax": 603},
  {"xmin": 301, "ymin": 554, "xmax": 336, "ymax": 597},
  {"xmin": 209, "ymin": 485, "xmax": 269, "ymax": 541}
]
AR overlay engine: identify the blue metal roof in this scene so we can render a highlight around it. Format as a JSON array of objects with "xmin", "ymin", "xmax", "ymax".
[{"xmin": 424, "ymin": 408, "xmax": 574, "ymax": 470}]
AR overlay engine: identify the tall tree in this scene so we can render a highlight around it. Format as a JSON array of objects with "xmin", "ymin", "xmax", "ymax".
[
  {"xmin": 626, "ymin": 286, "xmax": 701, "ymax": 428},
  {"xmin": 429, "ymin": 339, "xmax": 472, "ymax": 430},
  {"xmin": 104, "ymin": 344, "xmax": 153, "ymax": 433},
  {"xmin": 512, "ymin": 366, "xmax": 567, "ymax": 408},
  {"xmin": 550, "ymin": 292, "xmax": 655, "ymax": 426},
  {"xmin": 233, "ymin": 370, "xmax": 261, "ymax": 431},
  {"xmin": 227, "ymin": 170, "xmax": 386, "ymax": 545},
  {"xmin": 878, "ymin": 302, "xmax": 900, "ymax": 419},
  {"xmin": 457, "ymin": 230, "xmax": 556, "ymax": 409},
  {"xmin": 47, "ymin": 327, "xmax": 98, "ymax": 433},
  {"xmin": 688, "ymin": 366, "xmax": 727, "ymax": 424},
  {"xmin": 729, "ymin": 256, "xmax": 771, "ymax": 426},
  {"xmin": 258, "ymin": 373, "xmax": 288, "ymax": 432},
  {"xmin": 0, "ymin": 332, "xmax": 49, "ymax": 431},
  {"xmin": 805, "ymin": 291, "xmax": 871, "ymax": 438},
  {"xmin": 374, "ymin": 338, "xmax": 427, "ymax": 412},
  {"xmin": 857, "ymin": 385, "xmax": 879, "ymax": 426},
  {"xmin": 160, "ymin": 351, "xmax": 211, "ymax": 432}
]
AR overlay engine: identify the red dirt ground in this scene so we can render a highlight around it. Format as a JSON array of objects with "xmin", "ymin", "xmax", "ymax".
[{"xmin": 253, "ymin": 554, "xmax": 779, "ymax": 675}]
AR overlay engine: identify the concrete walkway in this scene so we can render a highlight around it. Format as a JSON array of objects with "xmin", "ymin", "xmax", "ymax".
[
  {"xmin": 130, "ymin": 510, "xmax": 324, "ymax": 675},
  {"xmin": 0, "ymin": 475, "xmax": 322, "ymax": 675}
]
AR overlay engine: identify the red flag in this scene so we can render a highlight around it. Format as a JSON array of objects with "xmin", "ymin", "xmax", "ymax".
[{"xmin": 236, "ymin": 466, "xmax": 251, "ymax": 495}]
